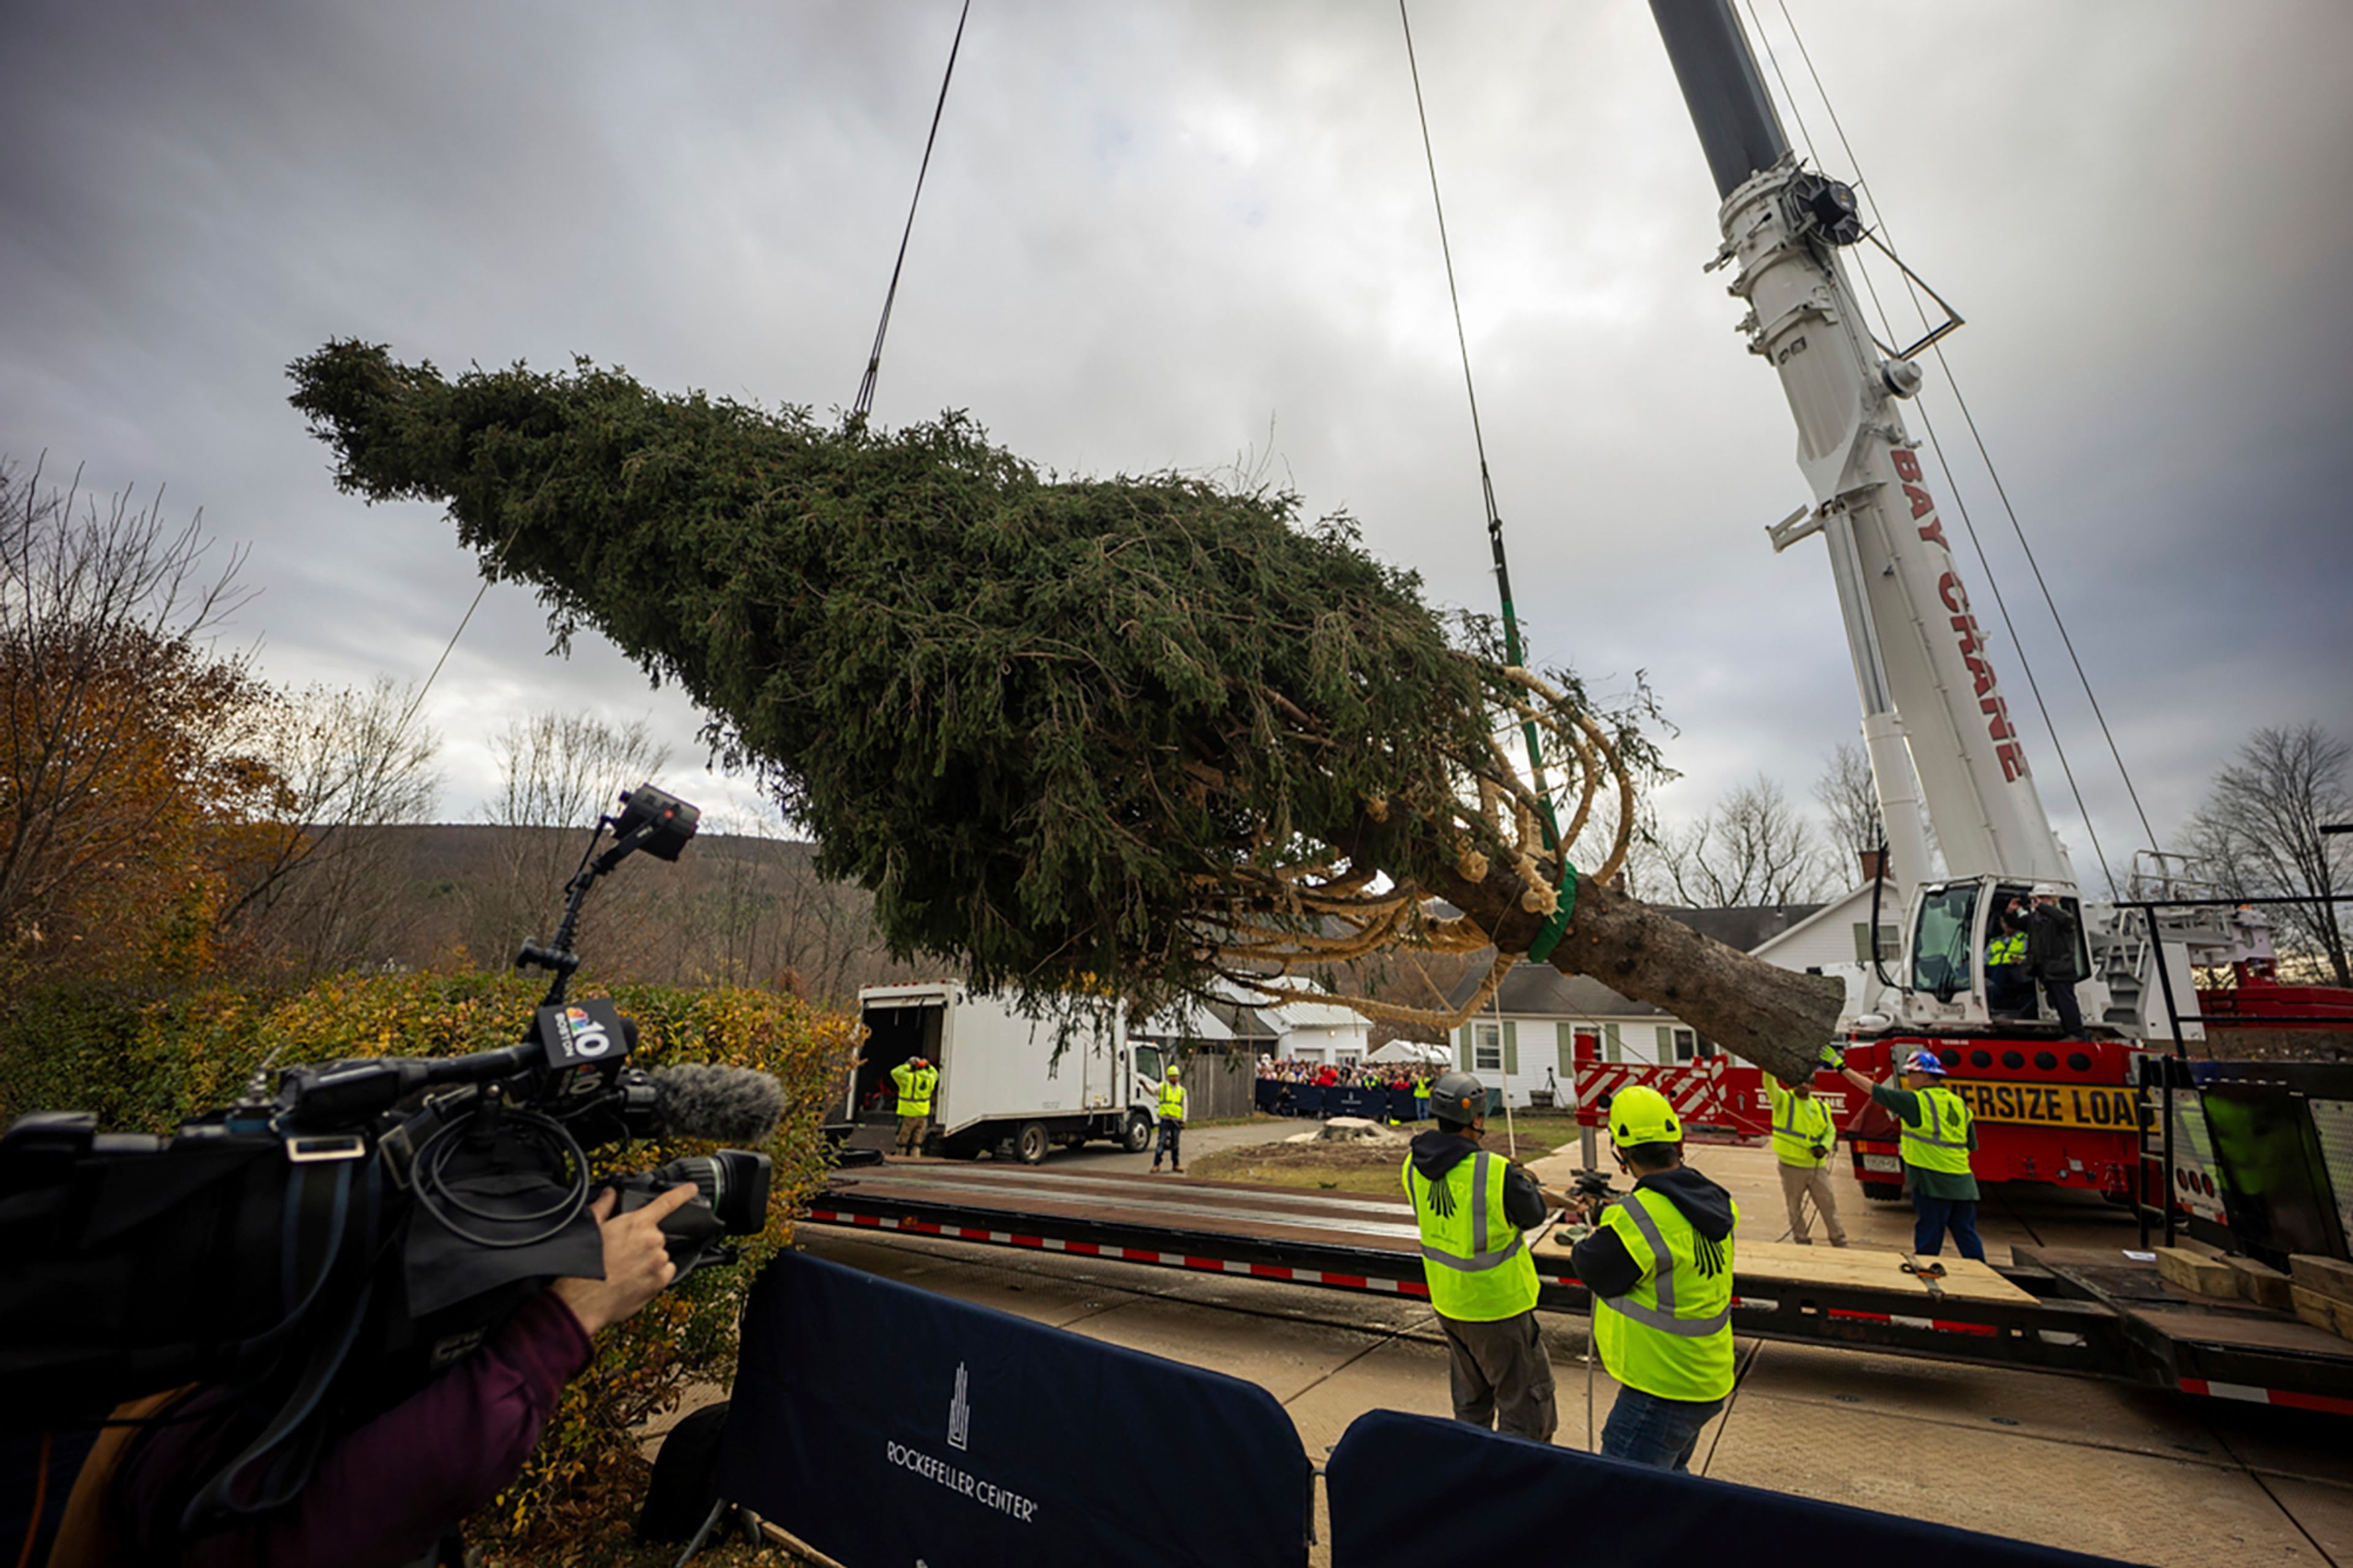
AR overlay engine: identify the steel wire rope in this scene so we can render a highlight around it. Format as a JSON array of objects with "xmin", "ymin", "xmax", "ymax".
[
  {"xmin": 1396, "ymin": 0, "xmax": 1579, "ymax": 956},
  {"xmin": 850, "ymin": 0, "xmax": 973, "ymax": 430},
  {"xmin": 1755, "ymin": 2, "xmax": 2154, "ymax": 894}
]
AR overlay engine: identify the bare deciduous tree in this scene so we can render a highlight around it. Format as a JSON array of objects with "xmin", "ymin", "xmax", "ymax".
[
  {"xmin": 1659, "ymin": 775, "xmax": 1827, "ymax": 907},
  {"xmin": 0, "ymin": 458, "xmax": 265, "ymax": 975},
  {"xmin": 1814, "ymin": 742, "xmax": 1882, "ymax": 865},
  {"xmin": 473, "ymin": 711, "xmax": 672, "ymax": 964},
  {"xmin": 222, "ymin": 678, "xmax": 442, "ymax": 974},
  {"xmin": 2184, "ymin": 724, "xmax": 2351, "ymax": 987}
]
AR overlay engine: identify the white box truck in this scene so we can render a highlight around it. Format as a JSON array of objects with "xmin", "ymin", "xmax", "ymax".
[{"xmin": 847, "ymin": 982, "xmax": 1166, "ymax": 1164}]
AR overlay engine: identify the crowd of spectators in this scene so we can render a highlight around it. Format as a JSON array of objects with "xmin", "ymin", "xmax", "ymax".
[{"xmin": 1254, "ymin": 1056, "xmax": 1433, "ymax": 1089}]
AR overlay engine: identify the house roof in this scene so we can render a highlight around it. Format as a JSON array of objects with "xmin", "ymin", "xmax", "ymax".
[{"xmin": 1267, "ymin": 1000, "xmax": 1369, "ymax": 1031}]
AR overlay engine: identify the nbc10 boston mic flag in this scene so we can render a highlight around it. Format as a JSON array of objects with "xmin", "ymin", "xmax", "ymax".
[{"xmin": 715, "ymin": 1251, "xmax": 1313, "ymax": 1566}]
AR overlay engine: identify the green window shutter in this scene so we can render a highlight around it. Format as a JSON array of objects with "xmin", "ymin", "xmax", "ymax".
[
  {"xmin": 1556, "ymin": 1021, "xmax": 1575, "ymax": 1066},
  {"xmin": 1502, "ymin": 1021, "xmax": 1518, "ymax": 1075},
  {"xmin": 1604, "ymin": 1023, "xmax": 1621, "ymax": 1062},
  {"xmin": 1852, "ymin": 922, "xmax": 1873, "ymax": 964}
]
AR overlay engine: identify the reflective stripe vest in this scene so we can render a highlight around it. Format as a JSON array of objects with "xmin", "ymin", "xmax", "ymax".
[
  {"xmin": 1158, "ymin": 1080, "xmax": 1187, "ymax": 1123},
  {"xmin": 1593, "ymin": 1186, "xmax": 1738, "ymax": 1403},
  {"xmin": 1899, "ymin": 1083, "xmax": 1974, "ymax": 1176},
  {"xmin": 1767, "ymin": 1080, "xmax": 1835, "ymax": 1170},
  {"xmin": 1401, "ymin": 1148, "xmax": 1540, "ymax": 1323},
  {"xmin": 1987, "ymin": 932, "xmax": 2026, "ymax": 966},
  {"xmin": 890, "ymin": 1062, "xmax": 938, "ymax": 1117},
  {"xmin": 1413, "ymin": 1078, "xmax": 1430, "ymax": 1102}
]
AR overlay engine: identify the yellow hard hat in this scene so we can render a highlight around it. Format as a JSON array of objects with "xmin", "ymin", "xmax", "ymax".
[
  {"xmin": 1608, "ymin": 1084, "xmax": 1681, "ymax": 1146},
  {"xmin": 1167, "ymin": 1065, "xmax": 1180, "ymax": 1080}
]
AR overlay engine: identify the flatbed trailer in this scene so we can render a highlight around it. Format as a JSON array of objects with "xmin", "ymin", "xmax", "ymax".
[{"xmin": 804, "ymin": 1162, "xmax": 2353, "ymax": 1414}]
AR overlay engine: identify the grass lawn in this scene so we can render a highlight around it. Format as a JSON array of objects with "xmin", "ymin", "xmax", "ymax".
[{"xmin": 1191, "ymin": 1114, "xmax": 1583, "ymax": 1194}]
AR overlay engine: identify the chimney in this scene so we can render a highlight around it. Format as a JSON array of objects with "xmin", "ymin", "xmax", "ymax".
[{"xmin": 1857, "ymin": 847, "xmax": 1886, "ymax": 884}]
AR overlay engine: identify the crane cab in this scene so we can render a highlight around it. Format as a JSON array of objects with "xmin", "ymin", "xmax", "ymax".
[{"xmin": 1901, "ymin": 876, "xmax": 2089, "ymax": 1034}]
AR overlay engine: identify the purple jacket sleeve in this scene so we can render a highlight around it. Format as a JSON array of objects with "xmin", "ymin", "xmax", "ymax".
[{"xmin": 183, "ymin": 1290, "xmax": 594, "ymax": 1568}]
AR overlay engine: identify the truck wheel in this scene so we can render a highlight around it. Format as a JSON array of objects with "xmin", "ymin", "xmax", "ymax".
[
  {"xmin": 1860, "ymin": 1181, "xmax": 1906, "ymax": 1203},
  {"xmin": 1015, "ymin": 1121, "xmax": 1050, "ymax": 1165},
  {"xmin": 1120, "ymin": 1113, "xmax": 1152, "ymax": 1154}
]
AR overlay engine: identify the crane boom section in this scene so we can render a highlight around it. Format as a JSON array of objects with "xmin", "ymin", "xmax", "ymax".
[{"xmin": 1716, "ymin": 169, "xmax": 2072, "ymax": 890}]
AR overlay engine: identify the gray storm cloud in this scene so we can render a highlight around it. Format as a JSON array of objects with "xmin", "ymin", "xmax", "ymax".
[{"xmin": 3, "ymin": 0, "xmax": 2347, "ymax": 871}]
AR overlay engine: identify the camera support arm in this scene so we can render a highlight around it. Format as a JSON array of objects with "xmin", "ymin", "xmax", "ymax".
[{"xmin": 515, "ymin": 784, "xmax": 700, "ymax": 1008}]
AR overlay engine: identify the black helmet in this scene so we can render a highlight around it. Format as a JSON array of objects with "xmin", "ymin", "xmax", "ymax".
[{"xmin": 1428, "ymin": 1070, "xmax": 1487, "ymax": 1125}]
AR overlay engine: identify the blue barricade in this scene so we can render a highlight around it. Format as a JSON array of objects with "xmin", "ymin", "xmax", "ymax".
[
  {"xmin": 1290, "ymin": 1083, "xmax": 1325, "ymax": 1117},
  {"xmin": 1254, "ymin": 1080, "xmax": 1282, "ymax": 1115},
  {"xmin": 717, "ymin": 1251, "xmax": 1313, "ymax": 1567},
  {"xmin": 1327, "ymin": 1411, "xmax": 2131, "ymax": 1567},
  {"xmin": 1385, "ymin": 1087, "xmax": 1418, "ymax": 1123},
  {"xmin": 1328, "ymin": 1086, "xmax": 1384, "ymax": 1119}
]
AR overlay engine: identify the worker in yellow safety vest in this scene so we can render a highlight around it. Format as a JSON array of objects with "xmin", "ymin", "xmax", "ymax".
[
  {"xmin": 1767, "ymin": 1068, "xmax": 1847, "ymax": 1247},
  {"xmin": 1987, "ymin": 899, "xmax": 2033, "ymax": 1017},
  {"xmin": 1840, "ymin": 1046, "xmax": 1984, "ymax": 1260},
  {"xmin": 1412, "ymin": 1075, "xmax": 1432, "ymax": 1121},
  {"xmin": 1405, "ymin": 1071, "xmax": 1573, "ymax": 1440},
  {"xmin": 1564, "ymin": 1084, "xmax": 1738, "ymax": 1471},
  {"xmin": 1150, "ymin": 1064, "xmax": 1188, "ymax": 1174},
  {"xmin": 889, "ymin": 1054, "xmax": 939, "ymax": 1156}
]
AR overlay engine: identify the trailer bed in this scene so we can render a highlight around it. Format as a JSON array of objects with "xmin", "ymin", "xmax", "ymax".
[{"xmin": 807, "ymin": 1162, "xmax": 2115, "ymax": 1374}]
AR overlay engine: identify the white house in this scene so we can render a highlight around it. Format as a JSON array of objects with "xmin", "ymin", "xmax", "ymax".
[
  {"xmin": 1140, "ymin": 990, "xmax": 1371, "ymax": 1066},
  {"xmin": 1746, "ymin": 882, "xmax": 1905, "ymax": 1028},
  {"xmin": 1442, "ymin": 903, "xmax": 1824, "ymax": 1108},
  {"xmin": 1261, "ymin": 998, "xmax": 1373, "ymax": 1064}
]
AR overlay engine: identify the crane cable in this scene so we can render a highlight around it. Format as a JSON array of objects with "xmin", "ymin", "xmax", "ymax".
[
  {"xmin": 1737, "ymin": 0, "xmax": 2142, "ymax": 900},
  {"xmin": 849, "ymin": 0, "xmax": 972, "ymax": 433},
  {"xmin": 1398, "ymin": 0, "xmax": 1578, "ymax": 959}
]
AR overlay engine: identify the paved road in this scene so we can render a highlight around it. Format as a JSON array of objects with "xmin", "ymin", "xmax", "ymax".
[{"xmin": 793, "ymin": 1203, "xmax": 2351, "ymax": 1567}]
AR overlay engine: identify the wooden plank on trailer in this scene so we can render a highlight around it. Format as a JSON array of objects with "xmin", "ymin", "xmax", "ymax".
[
  {"xmin": 2126, "ymin": 1303, "xmax": 2353, "ymax": 1357},
  {"xmin": 1733, "ymin": 1240, "xmax": 2038, "ymax": 1304},
  {"xmin": 1527, "ymin": 1230, "xmax": 2035, "ymax": 1305},
  {"xmin": 2154, "ymin": 1246, "xmax": 2240, "ymax": 1300},
  {"xmin": 2222, "ymin": 1256, "xmax": 2293, "ymax": 1312},
  {"xmin": 2289, "ymin": 1254, "xmax": 2353, "ymax": 1306},
  {"xmin": 2292, "ymin": 1285, "xmax": 2341, "ymax": 1335}
]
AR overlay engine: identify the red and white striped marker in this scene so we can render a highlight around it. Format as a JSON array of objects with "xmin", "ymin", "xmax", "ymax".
[{"xmin": 805, "ymin": 1204, "xmax": 1585, "ymax": 1301}]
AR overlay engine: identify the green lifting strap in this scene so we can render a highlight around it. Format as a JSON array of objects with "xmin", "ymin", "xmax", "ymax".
[
  {"xmin": 1526, "ymin": 860, "xmax": 1577, "ymax": 964},
  {"xmin": 1404, "ymin": 6, "xmax": 1578, "ymax": 970}
]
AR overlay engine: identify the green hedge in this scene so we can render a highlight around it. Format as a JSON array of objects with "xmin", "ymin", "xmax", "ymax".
[{"xmin": 0, "ymin": 971, "xmax": 860, "ymax": 1547}]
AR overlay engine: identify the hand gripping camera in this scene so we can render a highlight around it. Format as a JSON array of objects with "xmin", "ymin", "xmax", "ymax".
[{"xmin": 0, "ymin": 785, "xmax": 779, "ymax": 1526}]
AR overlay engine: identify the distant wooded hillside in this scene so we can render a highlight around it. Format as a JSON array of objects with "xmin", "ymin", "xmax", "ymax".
[{"xmin": 307, "ymin": 824, "xmax": 927, "ymax": 1004}]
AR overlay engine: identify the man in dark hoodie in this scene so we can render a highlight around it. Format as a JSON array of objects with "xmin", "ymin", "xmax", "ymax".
[
  {"xmin": 1404, "ymin": 1072, "xmax": 1571, "ymax": 1441},
  {"xmin": 1566, "ymin": 1085, "xmax": 1739, "ymax": 1472}
]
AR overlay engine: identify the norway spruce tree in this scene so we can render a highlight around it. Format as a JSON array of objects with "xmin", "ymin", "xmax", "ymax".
[{"xmin": 289, "ymin": 341, "xmax": 1840, "ymax": 1080}]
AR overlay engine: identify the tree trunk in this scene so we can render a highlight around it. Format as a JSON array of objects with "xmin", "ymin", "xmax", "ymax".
[{"xmin": 1372, "ymin": 817, "xmax": 1846, "ymax": 1085}]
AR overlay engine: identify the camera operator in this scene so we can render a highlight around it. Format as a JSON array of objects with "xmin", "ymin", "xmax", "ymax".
[{"xmin": 46, "ymin": 1181, "xmax": 699, "ymax": 1568}]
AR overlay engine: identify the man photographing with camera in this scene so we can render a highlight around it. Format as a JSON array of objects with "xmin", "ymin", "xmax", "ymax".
[
  {"xmin": 45, "ymin": 1181, "xmax": 700, "ymax": 1568},
  {"xmin": 6, "ymin": 785, "xmax": 787, "ymax": 1568}
]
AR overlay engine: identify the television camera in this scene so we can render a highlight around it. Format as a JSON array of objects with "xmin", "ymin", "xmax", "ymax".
[{"xmin": 0, "ymin": 784, "xmax": 780, "ymax": 1524}]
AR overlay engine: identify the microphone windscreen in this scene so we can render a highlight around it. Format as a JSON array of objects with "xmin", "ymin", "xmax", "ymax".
[{"xmin": 648, "ymin": 1064, "xmax": 786, "ymax": 1144}]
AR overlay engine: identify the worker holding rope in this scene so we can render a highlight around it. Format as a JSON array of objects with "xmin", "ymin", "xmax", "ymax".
[
  {"xmin": 1406, "ymin": 1071, "xmax": 1574, "ymax": 1441},
  {"xmin": 1565, "ymin": 1086, "xmax": 1739, "ymax": 1471}
]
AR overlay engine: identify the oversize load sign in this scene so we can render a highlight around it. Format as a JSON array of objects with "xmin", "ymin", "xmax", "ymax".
[{"xmin": 1946, "ymin": 1078, "xmax": 2138, "ymax": 1132}]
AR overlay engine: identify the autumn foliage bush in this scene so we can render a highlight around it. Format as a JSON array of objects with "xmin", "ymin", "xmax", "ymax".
[{"xmin": 0, "ymin": 969, "xmax": 860, "ymax": 1547}]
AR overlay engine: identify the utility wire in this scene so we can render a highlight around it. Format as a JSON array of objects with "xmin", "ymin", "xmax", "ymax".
[
  {"xmin": 1740, "ymin": 0, "xmax": 2118, "ymax": 896},
  {"xmin": 1768, "ymin": 1, "xmax": 2158, "ymax": 881},
  {"xmin": 1398, "ymin": 2, "xmax": 1558, "ymax": 819},
  {"xmin": 851, "ymin": 0, "xmax": 972, "ymax": 430}
]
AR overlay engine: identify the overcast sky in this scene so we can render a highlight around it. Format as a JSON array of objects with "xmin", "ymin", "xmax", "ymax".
[{"xmin": 5, "ymin": 0, "xmax": 2348, "ymax": 889}]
